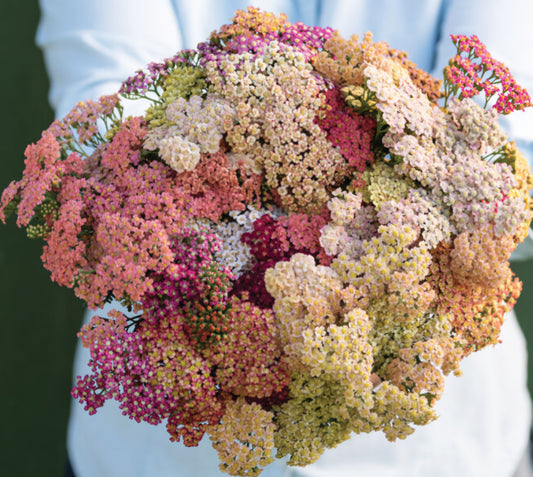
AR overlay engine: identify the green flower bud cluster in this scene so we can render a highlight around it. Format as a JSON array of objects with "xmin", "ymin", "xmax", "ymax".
[{"xmin": 146, "ymin": 65, "xmax": 207, "ymax": 128}]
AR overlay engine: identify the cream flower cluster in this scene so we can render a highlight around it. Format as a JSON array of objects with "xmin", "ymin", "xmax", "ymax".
[{"xmin": 145, "ymin": 94, "xmax": 234, "ymax": 172}]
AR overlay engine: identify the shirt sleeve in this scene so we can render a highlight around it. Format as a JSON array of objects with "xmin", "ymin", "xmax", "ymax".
[{"xmin": 36, "ymin": 0, "xmax": 183, "ymax": 118}]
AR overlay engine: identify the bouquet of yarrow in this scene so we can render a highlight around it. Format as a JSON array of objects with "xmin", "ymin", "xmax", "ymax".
[{"xmin": 2, "ymin": 7, "xmax": 533, "ymax": 476}]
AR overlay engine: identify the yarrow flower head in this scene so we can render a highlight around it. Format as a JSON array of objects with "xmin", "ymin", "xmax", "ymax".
[
  {"xmin": 2, "ymin": 8, "xmax": 532, "ymax": 477},
  {"xmin": 444, "ymin": 34, "xmax": 532, "ymax": 114}
]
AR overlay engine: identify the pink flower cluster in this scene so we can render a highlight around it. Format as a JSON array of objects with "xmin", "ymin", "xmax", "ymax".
[
  {"xmin": 174, "ymin": 150, "xmax": 261, "ymax": 222},
  {"xmin": 0, "ymin": 132, "xmax": 83, "ymax": 227},
  {"xmin": 444, "ymin": 34, "xmax": 532, "ymax": 114},
  {"xmin": 74, "ymin": 264, "xmax": 287, "ymax": 450},
  {"xmin": 316, "ymin": 88, "xmax": 376, "ymax": 173}
]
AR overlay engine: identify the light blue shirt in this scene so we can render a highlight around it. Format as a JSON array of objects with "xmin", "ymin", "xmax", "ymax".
[{"xmin": 36, "ymin": 1, "xmax": 533, "ymax": 476}]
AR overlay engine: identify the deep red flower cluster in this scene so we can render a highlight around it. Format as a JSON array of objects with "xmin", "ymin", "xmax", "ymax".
[{"xmin": 316, "ymin": 88, "xmax": 376, "ymax": 172}]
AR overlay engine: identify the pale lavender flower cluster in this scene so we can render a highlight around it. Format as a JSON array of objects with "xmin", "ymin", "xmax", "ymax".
[
  {"xmin": 369, "ymin": 56, "xmax": 525, "ymax": 242},
  {"xmin": 378, "ymin": 189, "xmax": 453, "ymax": 249},
  {"xmin": 199, "ymin": 206, "xmax": 275, "ymax": 278},
  {"xmin": 320, "ymin": 190, "xmax": 379, "ymax": 258},
  {"xmin": 438, "ymin": 97, "xmax": 507, "ymax": 156},
  {"xmin": 365, "ymin": 60, "xmax": 437, "ymax": 137}
]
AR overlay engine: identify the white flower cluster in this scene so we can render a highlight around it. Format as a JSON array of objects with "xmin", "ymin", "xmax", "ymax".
[
  {"xmin": 210, "ymin": 206, "xmax": 273, "ymax": 278},
  {"xmin": 364, "ymin": 59, "xmax": 437, "ymax": 137},
  {"xmin": 320, "ymin": 189, "xmax": 377, "ymax": 259},
  {"xmin": 144, "ymin": 94, "xmax": 234, "ymax": 173},
  {"xmin": 442, "ymin": 97, "xmax": 507, "ymax": 156}
]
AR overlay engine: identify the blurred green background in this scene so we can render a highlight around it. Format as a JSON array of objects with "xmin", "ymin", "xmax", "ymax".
[
  {"xmin": 0, "ymin": 1, "xmax": 85, "ymax": 476},
  {"xmin": 1, "ymin": 2, "xmax": 533, "ymax": 476}
]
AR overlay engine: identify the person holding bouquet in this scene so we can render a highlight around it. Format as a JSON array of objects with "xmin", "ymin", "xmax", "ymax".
[{"xmin": 30, "ymin": 0, "xmax": 533, "ymax": 476}]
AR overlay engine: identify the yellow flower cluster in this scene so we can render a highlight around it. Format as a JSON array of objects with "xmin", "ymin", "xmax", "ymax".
[
  {"xmin": 272, "ymin": 311, "xmax": 376, "ymax": 467},
  {"xmin": 299, "ymin": 308, "xmax": 374, "ymax": 407},
  {"xmin": 274, "ymin": 374, "xmax": 355, "ymax": 466},
  {"xmin": 332, "ymin": 223, "xmax": 431, "ymax": 301},
  {"xmin": 342, "ymin": 84, "xmax": 377, "ymax": 114},
  {"xmin": 264, "ymin": 253, "xmax": 343, "ymax": 372},
  {"xmin": 209, "ymin": 398, "xmax": 276, "ymax": 477},
  {"xmin": 319, "ymin": 191, "xmax": 458, "ymax": 376},
  {"xmin": 370, "ymin": 381, "xmax": 437, "ymax": 441},
  {"xmin": 503, "ymin": 142, "xmax": 533, "ymax": 241},
  {"xmin": 264, "ymin": 249, "xmax": 458, "ymax": 463},
  {"xmin": 145, "ymin": 65, "xmax": 206, "ymax": 128},
  {"xmin": 369, "ymin": 299, "xmax": 459, "ymax": 376},
  {"xmin": 361, "ymin": 161, "xmax": 415, "ymax": 209}
]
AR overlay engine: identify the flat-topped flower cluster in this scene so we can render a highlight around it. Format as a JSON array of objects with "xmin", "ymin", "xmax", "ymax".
[{"xmin": 2, "ymin": 8, "xmax": 532, "ymax": 476}]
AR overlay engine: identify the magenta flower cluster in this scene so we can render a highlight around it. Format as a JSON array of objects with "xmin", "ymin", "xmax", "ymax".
[{"xmin": 444, "ymin": 34, "xmax": 532, "ymax": 113}]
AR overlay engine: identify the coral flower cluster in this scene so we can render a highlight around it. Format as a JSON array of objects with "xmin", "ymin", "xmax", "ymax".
[{"xmin": 1, "ymin": 8, "xmax": 532, "ymax": 476}]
